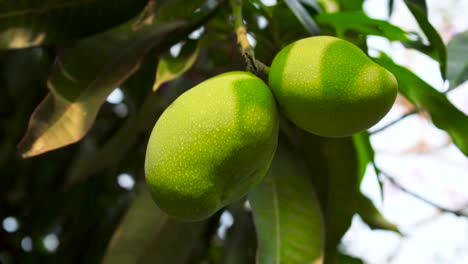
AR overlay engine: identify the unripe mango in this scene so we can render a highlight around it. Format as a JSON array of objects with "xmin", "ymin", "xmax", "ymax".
[
  {"xmin": 269, "ymin": 36, "xmax": 398, "ymax": 137},
  {"xmin": 145, "ymin": 71, "xmax": 279, "ymax": 221}
]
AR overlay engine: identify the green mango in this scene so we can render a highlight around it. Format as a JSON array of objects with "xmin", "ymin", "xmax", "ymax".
[
  {"xmin": 269, "ymin": 36, "xmax": 398, "ymax": 137},
  {"xmin": 145, "ymin": 71, "xmax": 279, "ymax": 221}
]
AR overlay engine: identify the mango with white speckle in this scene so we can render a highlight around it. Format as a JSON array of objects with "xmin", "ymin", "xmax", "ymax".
[
  {"xmin": 145, "ymin": 71, "xmax": 279, "ymax": 221},
  {"xmin": 269, "ymin": 36, "xmax": 398, "ymax": 137}
]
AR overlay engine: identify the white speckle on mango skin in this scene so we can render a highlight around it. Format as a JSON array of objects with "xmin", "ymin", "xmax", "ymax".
[{"xmin": 145, "ymin": 71, "xmax": 279, "ymax": 221}]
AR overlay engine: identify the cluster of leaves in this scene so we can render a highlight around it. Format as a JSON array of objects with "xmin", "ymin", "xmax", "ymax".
[{"xmin": 0, "ymin": 0, "xmax": 466, "ymax": 263}]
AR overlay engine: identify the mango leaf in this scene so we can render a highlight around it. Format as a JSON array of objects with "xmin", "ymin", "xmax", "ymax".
[
  {"xmin": 406, "ymin": 0, "xmax": 427, "ymax": 15},
  {"xmin": 300, "ymin": 133, "xmax": 359, "ymax": 264},
  {"xmin": 446, "ymin": 31, "xmax": 468, "ymax": 89},
  {"xmin": 403, "ymin": 0, "xmax": 447, "ymax": 79},
  {"xmin": 353, "ymin": 131, "xmax": 377, "ymax": 185},
  {"xmin": 337, "ymin": 253, "xmax": 364, "ymax": 264},
  {"xmin": 316, "ymin": 11, "xmax": 411, "ymax": 41},
  {"xmin": 299, "ymin": 0, "xmax": 322, "ymax": 12},
  {"xmin": 357, "ymin": 193, "xmax": 401, "ymax": 234},
  {"xmin": 249, "ymin": 137, "xmax": 324, "ymax": 264},
  {"xmin": 17, "ymin": 1, "xmax": 221, "ymax": 158},
  {"xmin": 388, "ymin": 0, "xmax": 395, "ymax": 16},
  {"xmin": 102, "ymin": 187, "xmax": 209, "ymax": 264},
  {"xmin": 153, "ymin": 39, "xmax": 200, "ymax": 91},
  {"xmin": 374, "ymin": 53, "xmax": 468, "ymax": 156},
  {"xmin": 322, "ymin": 137, "xmax": 359, "ymax": 264},
  {"xmin": 284, "ymin": 0, "xmax": 321, "ymax": 35},
  {"xmin": 0, "ymin": 0, "xmax": 148, "ymax": 49}
]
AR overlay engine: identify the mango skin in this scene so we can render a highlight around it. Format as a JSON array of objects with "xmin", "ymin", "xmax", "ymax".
[
  {"xmin": 145, "ymin": 71, "xmax": 279, "ymax": 221},
  {"xmin": 269, "ymin": 36, "xmax": 398, "ymax": 137}
]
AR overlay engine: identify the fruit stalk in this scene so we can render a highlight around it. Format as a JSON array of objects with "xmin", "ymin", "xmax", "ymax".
[{"xmin": 229, "ymin": 0, "xmax": 269, "ymax": 75}]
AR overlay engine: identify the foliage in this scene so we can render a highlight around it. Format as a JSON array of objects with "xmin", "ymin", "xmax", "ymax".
[{"xmin": 0, "ymin": 0, "xmax": 466, "ymax": 263}]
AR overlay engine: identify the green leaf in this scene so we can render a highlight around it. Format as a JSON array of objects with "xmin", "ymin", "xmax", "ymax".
[
  {"xmin": 299, "ymin": 0, "xmax": 323, "ymax": 12},
  {"xmin": 0, "ymin": 0, "xmax": 148, "ymax": 49},
  {"xmin": 353, "ymin": 131, "xmax": 383, "ymax": 199},
  {"xmin": 315, "ymin": 11, "xmax": 411, "ymax": 41},
  {"xmin": 357, "ymin": 193, "xmax": 401, "ymax": 234},
  {"xmin": 353, "ymin": 131, "xmax": 375, "ymax": 184},
  {"xmin": 322, "ymin": 137, "xmax": 359, "ymax": 264},
  {"xmin": 249, "ymin": 137, "xmax": 324, "ymax": 264},
  {"xmin": 406, "ymin": 0, "xmax": 427, "ymax": 15},
  {"xmin": 403, "ymin": 0, "xmax": 447, "ymax": 79},
  {"xmin": 102, "ymin": 187, "xmax": 209, "ymax": 264},
  {"xmin": 388, "ymin": 0, "xmax": 395, "ymax": 16},
  {"xmin": 17, "ymin": 1, "xmax": 220, "ymax": 157},
  {"xmin": 300, "ymin": 133, "xmax": 360, "ymax": 264},
  {"xmin": 446, "ymin": 31, "xmax": 468, "ymax": 89},
  {"xmin": 337, "ymin": 253, "xmax": 364, "ymax": 264},
  {"xmin": 153, "ymin": 39, "xmax": 200, "ymax": 91},
  {"xmin": 374, "ymin": 53, "xmax": 468, "ymax": 156},
  {"xmin": 284, "ymin": 0, "xmax": 321, "ymax": 35}
]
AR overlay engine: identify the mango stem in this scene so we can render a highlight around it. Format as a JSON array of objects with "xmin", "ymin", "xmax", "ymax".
[{"xmin": 230, "ymin": 0, "xmax": 270, "ymax": 76}]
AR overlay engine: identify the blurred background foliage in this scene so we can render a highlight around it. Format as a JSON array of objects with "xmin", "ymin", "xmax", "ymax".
[{"xmin": 0, "ymin": 0, "xmax": 466, "ymax": 263}]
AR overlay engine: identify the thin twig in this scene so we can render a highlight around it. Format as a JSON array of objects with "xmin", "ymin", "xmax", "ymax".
[
  {"xmin": 370, "ymin": 109, "xmax": 419, "ymax": 135},
  {"xmin": 378, "ymin": 169, "xmax": 468, "ymax": 217}
]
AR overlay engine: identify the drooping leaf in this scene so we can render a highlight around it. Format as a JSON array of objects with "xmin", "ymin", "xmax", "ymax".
[
  {"xmin": 300, "ymin": 133, "xmax": 360, "ymax": 264},
  {"xmin": 446, "ymin": 31, "xmax": 468, "ymax": 89},
  {"xmin": 17, "ymin": 1, "xmax": 221, "ymax": 158},
  {"xmin": 357, "ymin": 193, "xmax": 401, "ymax": 234},
  {"xmin": 249, "ymin": 137, "xmax": 324, "ymax": 264},
  {"xmin": 403, "ymin": 0, "xmax": 447, "ymax": 79},
  {"xmin": 322, "ymin": 137, "xmax": 360, "ymax": 264},
  {"xmin": 0, "ymin": 0, "xmax": 148, "ymax": 49},
  {"xmin": 406, "ymin": 0, "xmax": 427, "ymax": 15},
  {"xmin": 153, "ymin": 39, "xmax": 200, "ymax": 91},
  {"xmin": 102, "ymin": 187, "xmax": 210, "ymax": 264},
  {"xmin": 353, "ymin": 131, "xmax": 380, "ymax": 184},
  {"xmin": 284, "ymin": 0, "xmax": 321, "ymax": 35},
  {"xmin": 374, "ymin": 53, "xmax": 468, "ymax": 156},
  {"xmin": 315, "ymin": 11, "xmax": 411, "ymax": 42}
]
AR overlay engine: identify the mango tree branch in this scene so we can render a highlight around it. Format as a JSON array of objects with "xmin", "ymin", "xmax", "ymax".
[
  {"xmin": 379, "ymin": 169, "xmax": 468, "ymax": 217},
  {"xmin": 230, "ymin": 0, "xmax": 270, "ymax": 75}
]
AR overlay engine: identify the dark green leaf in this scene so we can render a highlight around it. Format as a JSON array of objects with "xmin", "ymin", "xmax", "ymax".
[
  {"xmin": 284, "ymin": 0, "xmax": 321, "ymax": 35},
  {"xmin": 299, "ymin": 0, "xmax": 322, "ymax": 12},
  {"xmin": 406, "ymin": 0, "xmax": 427, "ymax": 15},
  {"xmin": 315, "ymin": 11, "xmax": 411, "ymax": 41},
  {"xmin": 446, "ymin": 31, "xmax": 468, "ymax": 89},
  {"xmin": 357, "ymin": 193, "xmax": 401, "ymax": 234},
  {"xmin": 102, "ymin": 187, "xmax": 209, "ymax": 264},
  {"xmin": 353, "ymin": 131, "xmax": 380, "ymax": 185},
  {"xmin": 17, "ymin": 1, "xmax": 220, "ymax": 157},
  {"xmin": 249, "ymin": 137, "xmax": 324, "ymax": 264},
  {"xmin": 388, "ymin": 0, "xmax": 395, "ymax": 17},
  {"xmin": 0, "ymin": 0, "xmax": 147, "ymax": 49},
  {"xmin": 300, "ymin": 133, "xmax": 360, "ymax": 264},
  {"xmin": 374, "ymin": 53, "xmax": 468, "ymax": 156},
  {"xmin": 403, "ymin": 0, "xmax": 447, "ymax": 79},
  {"xmin": 322, "ymin": 137, "xmax": 360, "ymax": 264},
  {"xmin": 337, "ymin": 253, "xmax": 364, "ymax": 264},
  {"xmin": 337, "ymin": 0, "xmax": 364, "ymax": 11},
  {"xmin": 153, "ymin": 39, "xmax": 200, "ymax": 91}
]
